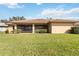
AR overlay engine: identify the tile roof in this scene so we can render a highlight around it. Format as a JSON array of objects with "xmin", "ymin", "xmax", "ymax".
[
  {"xmin": 11, "ymin": 19, "xmax": 78, "ymax": 24},
  {"xmin": 74, "ymin": 22, "xmax": 79, "ymax": 25},
  {"xmin": 0, "ymin": 23, "xmax": 8, "ymax": 26},
  {"xmin": 49, "ymin": 19, "xmax": 78, "ymax": 23},
  {"xmin": 11, "ymin": 19, "xmax": 49, "ymax": 24}
]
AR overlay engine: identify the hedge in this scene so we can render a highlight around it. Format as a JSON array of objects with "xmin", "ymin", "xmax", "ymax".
[
  {"xmin": 70, "ymin": 27, "xmax": 79, "ymax": 34},
  {"xmin": 35, "ymin": 29, "xmax": 47, "ymax": 33}
]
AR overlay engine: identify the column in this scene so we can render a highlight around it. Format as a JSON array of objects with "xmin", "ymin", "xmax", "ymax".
[
  {"xmin": 32, "ymin": 24, "xmax": 35, "ymax": 33},
  {"xmin": 50, "ymin": 23, "xmax": 53, "ymax": 34},
  {"xmin": 14, "ymin": 25, "xmax": 17, "ymax": 30}
]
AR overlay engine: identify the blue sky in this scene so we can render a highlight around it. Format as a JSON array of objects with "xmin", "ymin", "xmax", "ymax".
[{"xmin": 0, "ymin": 3, "xmax": 79, "ymax": 20}]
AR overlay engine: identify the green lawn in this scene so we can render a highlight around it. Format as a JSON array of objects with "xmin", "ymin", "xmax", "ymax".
[{"xmin": 0, "ymin": 33, "xmax": 79, "ymax": 56}]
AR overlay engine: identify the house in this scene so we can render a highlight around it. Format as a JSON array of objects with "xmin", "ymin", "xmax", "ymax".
[
  {"xmin": 7, "ymin": 19, "xmax": 78, "ymax": 33},
  {"xmin": 0, "ymin": 22, "xmax": 8, "ymax": 32}
]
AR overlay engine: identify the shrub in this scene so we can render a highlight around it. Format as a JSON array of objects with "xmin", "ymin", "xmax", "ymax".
[
  {"xmin": 70, "ymin": 27, "xmax": 79, "ymax": 34},
  {"xmin": 35, "ymin": 29, "xmax": 47, "ymax": 33},
  {"xmin": 17, "ymin": 29, "xmax": 22, "ymax": 33},
  {"xmin": 13, "ymin": 29, "xmax": 22, "ymax": 33},
  {"xmin": 5, "ymin": 29, "xmax": 9, "ymax": 34}
]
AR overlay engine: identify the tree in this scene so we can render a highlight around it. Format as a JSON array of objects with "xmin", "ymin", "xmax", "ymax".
[
  {"xmin": 0, "ymin": 19, "xmax": 9, "ymax": 23},
  {"xmin": 70, "ymin": 27, "xmax": 79, "ymax": 34},
  {"xmin": 9, "ymin": 16, "xmax": 26, "ymax": 21},
  {"xmin": 20, "ymin": 16, "xmax": 26, "ymax": 20}
]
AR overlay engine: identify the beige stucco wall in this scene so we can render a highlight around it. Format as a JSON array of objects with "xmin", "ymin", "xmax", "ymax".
[
  {"xmin": 51, "ymin": 22, "xmax": 74, "ymax": 33},
  {"xmin": 6, "ymin": 22, "xmax": 75, "ymax": 34},
  {"xmin": 7, "ymin": 26, "xmax": 13, "ymax": 33},
  {"xmin": 0, "ymin": 27, "xmax": 7, "ymax": 32}
]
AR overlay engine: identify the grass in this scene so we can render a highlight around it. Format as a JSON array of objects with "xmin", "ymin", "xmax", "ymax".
[{"xmin": 0, "ymin": 33, "xmax": 79, "ymax": 56}]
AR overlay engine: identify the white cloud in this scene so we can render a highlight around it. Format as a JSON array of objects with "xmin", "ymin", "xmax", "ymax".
[
  {"xmin": 41, "ymin": 8, "xmax": 79, "ymax": 16},
  {"xmin": 49, "ymin": 17, "xmax": 79, "ymax": 20},
  {"xmin": 0, "ymin": 3, "xmax": 24, "ymax": 8},
  {"xmin": 36, "ymin": 3, "xmax": 42, "ymax": 5},
  {"xmin": 41, "ymin": 7, "xmax": 79, "ymax": 19}
]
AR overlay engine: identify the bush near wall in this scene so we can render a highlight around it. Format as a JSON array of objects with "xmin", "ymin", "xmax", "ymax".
[
  {"xmin": 13, "ymin": 29, "xmax": 22, "ymax": 34},
  {"xmin": 70, "ymin": 27, "xmax": 79, "ymax": 34},
  {"xmin": 35, "ymin": 29, "xmax": 47, "ymax": 33},
  {"xmin": 5, "ymin": 29, "xmax": 9, "ymax": 34}
]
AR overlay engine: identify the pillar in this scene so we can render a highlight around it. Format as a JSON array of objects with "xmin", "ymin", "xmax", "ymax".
[
  {"xmin": 14, "ymin": 25, "xmax": 17, "ymax": 30},
  {"xmin": 32, "ymin": 24, "xmax": 35, "ymax": 33},
  {"xmin": 50, "ymin": 23, "xmax": 53, "ymax": 34}
]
